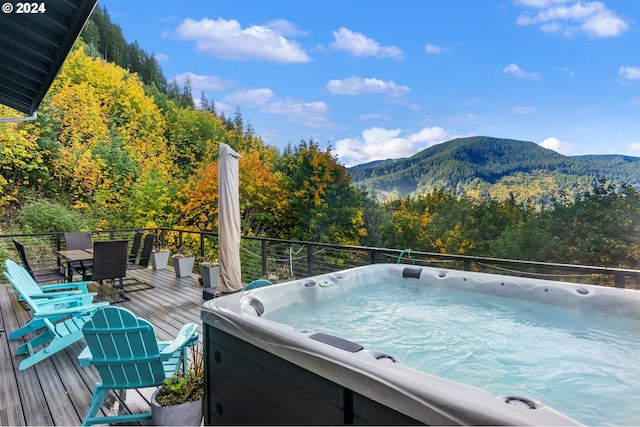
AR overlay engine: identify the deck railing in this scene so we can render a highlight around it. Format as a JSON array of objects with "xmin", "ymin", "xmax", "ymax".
[{"xmin": 1, "ymin": 228, "xmax": 639, "ymax": 289}]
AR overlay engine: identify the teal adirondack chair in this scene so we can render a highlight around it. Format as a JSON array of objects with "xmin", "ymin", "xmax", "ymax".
[
  {"xmin": 78, "ymin": 306, "xmax": 199, "ymax": 426},
  {"xmin": 5, "ymin": 258, "xmax": 94, "ymax": 302},
  {"xmin": 4, "ymin": 259, "xmax": 99, "ymax": 340},
  {"xmin": 245, "ymin": 278, "xmax": 273, "ymax": 290},
  {"xmin": 3, "ymin": 261, "xmax": 110, "ymax": 371}
]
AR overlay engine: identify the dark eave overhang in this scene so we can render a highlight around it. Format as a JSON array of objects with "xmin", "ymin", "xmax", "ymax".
[{"xmin": 0, "ymin": 0, "xmax": 97, "ymax": 117}]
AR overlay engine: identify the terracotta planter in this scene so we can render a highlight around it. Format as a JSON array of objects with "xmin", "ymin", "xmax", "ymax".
[
  {"xmin": 151, "ymin": 388, "xmax": 203, "ymax": 426},
  {"xmin": 151, "ymin": 251, "xmax": 170, "ymax": 270},
  {"xmin": 172, "ymin": 256, "xmax": 195, "ymax": 277},
  {"xmin": 199, "ymin": 265, "xmax": 219, "ymax": 288}
]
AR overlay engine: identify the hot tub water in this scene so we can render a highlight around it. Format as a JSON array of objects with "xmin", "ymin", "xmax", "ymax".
[{"xmin": 263, "ymin": 281, "xmax": 640, "ymax": 426}]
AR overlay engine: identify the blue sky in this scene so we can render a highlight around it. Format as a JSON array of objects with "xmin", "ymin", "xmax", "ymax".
[{"xmin": 99, "ymin": 0, "xmax": 640, "ymax": 166}]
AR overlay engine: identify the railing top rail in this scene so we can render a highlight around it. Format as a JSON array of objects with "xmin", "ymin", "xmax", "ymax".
[{"xmin": 2, "ymin": 227, "xmax": 639, "ymax": 280}]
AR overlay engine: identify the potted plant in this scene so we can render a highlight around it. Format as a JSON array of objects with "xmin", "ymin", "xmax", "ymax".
[
  {"xmin": 172, "ymin": 246, "xmax": 195, "ymax": 278},
  {"xmin": 151, "ymin": 345, "xmax": 204, "ymax": 426},
  {"xmin": 150, "ymin": 236, "xmax": 170, "ymax": 270},
  {"xmin": 198, "ymin": 255, "xmax": 219, "ymax": 288}
]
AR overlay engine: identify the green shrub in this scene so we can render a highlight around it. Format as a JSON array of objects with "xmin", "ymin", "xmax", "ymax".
[{"xmin": 14, "ymin": 200, "xmax": 93, "ymax": 233}]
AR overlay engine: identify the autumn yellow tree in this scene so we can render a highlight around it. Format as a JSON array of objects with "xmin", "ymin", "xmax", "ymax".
[
  {"xmin": 238, "ymin": 148, "xmax": 288, "ymax": 236},
  {"xmin": 0, "ymin": 106, "xmax": 48, "ymax": 206},
  {"xmin": 177, "ymin": 145, "xmax": 288, "ymax": 236},
  {"xmin": 178, "ymin": 160, "xmax": 219, "ymax": 230},
  {"xmin": 41, "ymin": 43, "xmax": 176, "ymax": 226}
]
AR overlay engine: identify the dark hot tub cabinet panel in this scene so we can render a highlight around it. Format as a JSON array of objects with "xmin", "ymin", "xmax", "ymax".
[{"xmin": 204, "ymin": 325, "xmax": 420, "ymax": 425}]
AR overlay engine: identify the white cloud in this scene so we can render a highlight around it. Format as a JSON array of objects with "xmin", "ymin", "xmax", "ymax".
[
  {"xmin": 265, "ymin": 19, "xmax": 308, "ymax": 36},
  {"xmin": 503, "ymin": 64, "xmax": 542, "ymax": 81},
  {"xmin": 619, "ymin": 66, "xmax": 640, "ymax": 81},
  {"xmin": 540, "ymin": 137, "xmax": 576, "ymax": 154},
  {"xmin": 516, "ymin": 0, "xmax": 571, "ymax": 7},
  {"xmin": 407, "ymin": 127, "xmax": 451, "ymax": 144},
  {"xmin": 630, "ymin": 97, "xmax": 640, "ymax": 106},
  {"xmin": 262, "ymin": 99, "xmax": 329, "ymax": 128},
  {"xmin": 540, "ymin": 22, "xmax": 562, "ymax": 33},
  {"xmin": 224, "ymin": 88, "xmax": 274, "ymax": 107},
  {"xmin": 629, "ymin": 142, "xmax": 640, "ymax": 151},
  {"xmin": 334, "ymin": 126, "xmax": 452, "ymax": 166},
  {"xmin": 514, "ymin": 106, "xmax": 536, "ymax": 114},
  {"xmin": 515, "ymin": 1, "xmax": 628, "ymax": 38},
  {"xmin": 581, "ymin": 8, "xmax": 629, "ymax": 37},
  {"xmin": 330, "ymin": 27, "xmax": 403, "ymax": 60},
  {"xmin": 425, "ymin": 43, "xmax": 444, "ymax": 54},
  {"xmin": 173, "ymin": 17, "xmax": 310, "ymax": 62},
  {"xmin": 154, "ymin": 53, "xmax": 169, "ymax": 62},
  {"xmin": 223, "ymin": 89, "xmax": 329, "ymax": 128},
  {"xmin": 325, "ymin": 76, "xmax": 410, "ymax": 97},
  {"xmin": 358, "ymin": 112, "xmax": 389, "ymax": 121},
  {"xmin": 174, "ymin": 72, "xmax": 235, "ymax": 91}
]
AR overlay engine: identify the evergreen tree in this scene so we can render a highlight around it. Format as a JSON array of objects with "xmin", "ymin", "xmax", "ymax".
[
  {"xmin": 81, "ymin": 6, "xmax": 168, "ymax": 96},
  {"xmin": 179, "ymin": 76, "xmax": 195, "ymax": 109}
]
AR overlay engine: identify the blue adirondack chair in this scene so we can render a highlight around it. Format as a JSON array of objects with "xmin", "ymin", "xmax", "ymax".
[
  {"xmin": 78, "ymin": 306, "xmax": 199, "ymax": 426},
  {"xmin": 3, "ymin": 261, "xmax": 110, "ymax": 371}
]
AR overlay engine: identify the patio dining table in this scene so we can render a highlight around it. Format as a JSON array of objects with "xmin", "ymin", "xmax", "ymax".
[{"xmin": 57, "ymin": 248, "xmax": 93, "ymax": 281}]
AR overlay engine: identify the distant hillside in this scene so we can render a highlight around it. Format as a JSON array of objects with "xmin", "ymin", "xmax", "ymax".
[{"xmin": 347, "ymin": 136, "xmax": 640, "ymax": 204}]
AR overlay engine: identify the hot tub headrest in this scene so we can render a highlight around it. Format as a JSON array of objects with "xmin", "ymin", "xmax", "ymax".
[
  {"xmin": 309, "ymin": 332, "xmax": 364, "ymax": 353},
  {"xmin": 402, "ymin": 267, "xmax": 422, "ymax": 279}
]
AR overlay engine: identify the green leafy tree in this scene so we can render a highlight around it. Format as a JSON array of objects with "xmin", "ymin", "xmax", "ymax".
[
  {"xmin": 547, "ymin": 180, "xmax": 640, "ymax": 268},
  {"xmin": 164, "ymin": 105, "xmax": 226, "ymax": 177},
  {"xmin": 490, "ymin": 219, "xmax": 555, "ymax": 262},
  {"xmin": 276, "ymin": 140, "xmax": 365, "ymax": 244},
  {"xmin": 381, "ymin": 189, "xmax": 522, "ymax": 256},
  {"xmin": 14, "ymin": 200, "xmax": 93, "ymax": 233},
  {"xmin": 359, "ymin": 190, "xmax": 387, "ymax": 248}
]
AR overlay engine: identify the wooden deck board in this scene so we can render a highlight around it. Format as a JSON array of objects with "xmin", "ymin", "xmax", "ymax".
[
  {"xmin": 0, "ymin": 299, "xmax": 23, "ymax": 426},
  {"xmin": 0, "ymin": 266, "xmax": 208, "ymax": 426}
]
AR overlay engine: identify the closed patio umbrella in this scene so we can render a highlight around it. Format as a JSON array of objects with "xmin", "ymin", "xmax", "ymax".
[{"xmin": 217, "ymin": 143, "xmax": 243, "ymax": 293}]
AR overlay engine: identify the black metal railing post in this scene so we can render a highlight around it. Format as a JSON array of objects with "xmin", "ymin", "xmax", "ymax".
[
  {"xmin": 261, "ymin": 240, "xmax": 267, "ymax": 277},
  {"xmin": 307, "ymin": 244, "xmax": 314, "ymax": 276},
  {"xmin": 370, "ymin": 249, "xmax": 378, "ymax": 264}
]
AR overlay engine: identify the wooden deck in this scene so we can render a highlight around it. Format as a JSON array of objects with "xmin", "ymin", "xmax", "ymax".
[{"xmin": 0, "ymin": 267, "xmax": 207, "ymax": 426}]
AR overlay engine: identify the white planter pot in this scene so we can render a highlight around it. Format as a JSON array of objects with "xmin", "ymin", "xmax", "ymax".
[
  {"xmin": 172, "ymin": 256, "xmax": 195, "ymax": 277},
  {"xmin": 151, "ymin": 388, "xmax": 203, "ymax": 426},
  {"xmin": 151, "ymin": 251, "xmax": 170, "ymax": 270},
  {"xmin": 199, "ymin": 265, "xmax": 219, "ymax": 288}
]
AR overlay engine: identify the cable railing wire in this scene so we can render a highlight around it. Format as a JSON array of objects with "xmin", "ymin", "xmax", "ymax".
[{"xmin": 1, "ymin": 228, "xmax": 638, "ymax": 289}]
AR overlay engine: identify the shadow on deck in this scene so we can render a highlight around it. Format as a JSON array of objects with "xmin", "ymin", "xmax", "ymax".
[{"xmin": 0, "ymin": 267, "xmax": 207, "ymax": 426}]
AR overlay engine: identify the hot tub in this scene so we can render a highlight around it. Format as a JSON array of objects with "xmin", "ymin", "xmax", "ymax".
[{"xmin": 200, "ymin": 264, "xmax": 640, "ymax": 425}]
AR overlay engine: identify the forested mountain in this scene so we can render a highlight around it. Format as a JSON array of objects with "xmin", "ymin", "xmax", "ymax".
[{"xmin": 348, "ymin": 136, "xmax": 640, "ymax": 204}]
